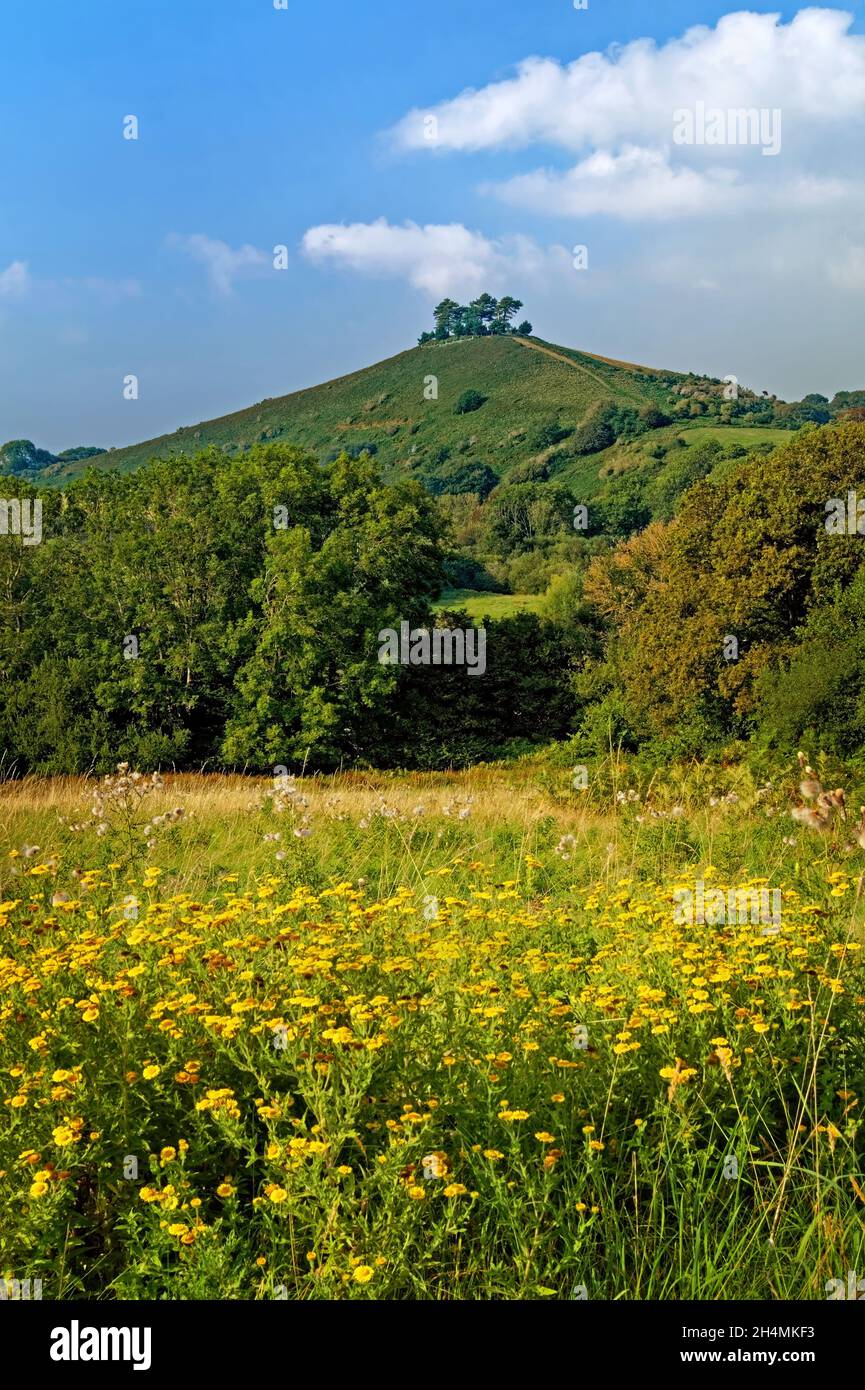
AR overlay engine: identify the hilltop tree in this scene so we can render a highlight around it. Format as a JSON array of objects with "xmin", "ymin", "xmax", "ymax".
[
  {"xmin": 423, "ymin": 295, "xmax": 530, "ymax": 341},
  {"xmin": 433, "ymin": 298, "xmax": 460, "ymax": 340},
  {"xmin": 0, "ymin": 440, "xmax": 106, "ymax": 476},
  {"xmin": 493, "ymin": 296, "xmax": 523, "ymax": 333},
  {"xmin": 469, "ymin": 293, "xmax": 498, "ymax": 334}
]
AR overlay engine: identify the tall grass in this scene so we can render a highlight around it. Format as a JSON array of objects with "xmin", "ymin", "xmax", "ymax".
[{"xmin": 0, "ymin": 755, "xmax": 862, "ymax": 1299}]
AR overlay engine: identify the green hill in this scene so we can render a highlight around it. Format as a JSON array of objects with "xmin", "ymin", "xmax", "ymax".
[
  {"xmin": 32, "ymin": 335, "xmax": 683, "ymax": 487},
  {"xmin": 17, "ymin": 332, "xmax": 833, "ymax": 497}
]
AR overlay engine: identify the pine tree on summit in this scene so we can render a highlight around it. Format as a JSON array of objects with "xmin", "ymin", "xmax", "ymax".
[
  {"xmin": 492, "ymin": 296, "xmax": 522, "ymax": 333},
  {"xmin": 423, "ymin": 295, "xmax": 529, "ymax": 342},
  {"xmin": 469, "ymin": 293, "xmax": 498, "ymax": 334},
  {"xmin": 433, "ymin": 299, "xmax": 460, "ymax": 340}
]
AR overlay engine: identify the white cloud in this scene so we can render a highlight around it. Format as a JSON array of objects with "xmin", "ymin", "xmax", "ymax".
[
  {"xmin": 388, "ymin": 8, "xmax": 865, "ymax": 224},
  {"xmin": 390, "ymin": 9, "xmax": 865, "ymax": 154},
  {"xmin": 302, "ymin": 218, "xmax": 568, "ymax": 299},
  {"xmin": 488, "ymin": 147, "xmax": 858, "ymax": 220},
  {"xmin": 0, "ymin": 261, "xmax": 30, "ymax": 298},
  {"xmin": 298, "ymin": 8, "xmax": 865, "ymax": 396},
  {"xmin": 487, "ymin": 146, "xmax": 745, "ymax": 220},
  {"xmin": 167, "ymin": 234, "xmax": 270, "ymax": 295}
]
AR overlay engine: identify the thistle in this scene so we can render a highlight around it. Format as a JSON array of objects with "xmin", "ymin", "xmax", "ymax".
[{"xmin": 797, "ymin": 751, "xmax": 822, "ymax": 800}]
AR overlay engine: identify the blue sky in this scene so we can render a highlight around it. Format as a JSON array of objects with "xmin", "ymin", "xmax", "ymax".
[{"xmin": 1, "ymin": 0, "xmax": 864, "ymax": 451}]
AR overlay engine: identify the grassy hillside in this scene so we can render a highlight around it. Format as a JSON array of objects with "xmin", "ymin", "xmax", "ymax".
[
  {"xmin": 38, "ymin": 335, "xmax": 679, "ymax": 486},
  {"xmin": 25, "ymin": 334, "xmax": 811, "ymax": 545},
  {"xmin": 562, "ymin": 420, "xmax": 793, "ymax": 493}
]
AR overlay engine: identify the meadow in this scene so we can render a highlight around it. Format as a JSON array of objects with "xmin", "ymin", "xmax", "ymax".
[
  {"xmin": 432, "ymin": 589, "xmax": 545, "ymax": 620},
  {"xmin": 1, "ymin": 753, "xmax": 863, "ymax": 1300}
]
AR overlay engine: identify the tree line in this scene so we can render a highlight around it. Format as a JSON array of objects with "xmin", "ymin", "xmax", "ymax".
[
  {"xmin": 3, "ymin": 423, "xmax": 864, "ymax": 775},
  {"xmin": 575, "ymin": 420, "xmax": 865, "ymax": 760},
  {"xmin": 0, "ymin": 446, "xmax": 589, "ymax": 774}
]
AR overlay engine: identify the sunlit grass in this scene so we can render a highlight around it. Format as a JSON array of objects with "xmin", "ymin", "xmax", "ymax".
[{"xmin": 1, "ymin": 758, "xmax": 863, "ymax": 1300}]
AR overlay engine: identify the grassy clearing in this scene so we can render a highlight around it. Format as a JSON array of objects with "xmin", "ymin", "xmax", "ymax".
[
  {"xmin": 1, "ymin": 758, "xmax": 863, "ymax": 1299},
  {"xmin": 432, "ymin": 590, "xmax": 546, "ymax": 620},
  {"xmin": 677, "ymin": 424, "xmax": 792, "ymax": 448}
]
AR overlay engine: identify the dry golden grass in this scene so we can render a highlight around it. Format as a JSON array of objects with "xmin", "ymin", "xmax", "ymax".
[{"xmin": 0, "ymin": 768, "xmax": 597, "ymax": 831}]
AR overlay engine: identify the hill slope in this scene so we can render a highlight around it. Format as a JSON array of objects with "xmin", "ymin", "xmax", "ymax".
[
  {"xmin": 22, "ymin": 332, "xmax": 826, "ymax": 498},
  {"xmin": 38, "ymin": 335, "xmax": 682, "ymax": 486}
]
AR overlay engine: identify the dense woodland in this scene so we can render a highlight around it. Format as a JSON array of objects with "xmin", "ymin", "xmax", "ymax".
[{"xmin": 2, "ymin": 417, "xmax": 865, "ymax": 773}]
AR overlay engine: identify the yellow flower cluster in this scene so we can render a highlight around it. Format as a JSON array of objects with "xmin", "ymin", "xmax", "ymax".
[{"xmin": 0, "ymin": 863, "xmax": 861, "ymax": 1296}]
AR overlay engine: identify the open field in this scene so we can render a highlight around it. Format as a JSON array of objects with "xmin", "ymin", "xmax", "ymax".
[
  {"xmin": 432, "ymin": 590, "xmax": 546, "ymax": 620},
  {"xmin": 1, "ymin": 759, "xmax": 863, "ymax": 1299},
  {"xmin": 675, "ymin": 424, "xmax": 792, "ymax": 448}
]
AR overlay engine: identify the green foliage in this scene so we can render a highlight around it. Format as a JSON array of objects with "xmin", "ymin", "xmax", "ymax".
[
  {"xmin": 0, "ymin": 444, "xmax": 598, "ymax": 773},
  {"xmin": 454, "ymin": 388, "xmax": 487, "ymax": 415},
  {"xmin": 0, "ymin": 441, "xmax": 107, "ymax": 474},
  {"xmin": 0, "ymin": 448, "xmax": 437, "ymax": 772},
  {"xmin": 387, "ymin": 610, "xmax": 595, "ymax": 766},
  {"xmin": 508, "ymin": 457, "xmax": 551, "ymax": 484},
  {"xmin": 571, "ymin": 412, "xmax": 616, "ymax": 456},
  {"xmin": 540, "ymin": 568, "xmax": 589, "ymax": 626},
  {"xmin": 323, "ymin": 441, "xmax": 378, "ymax": 463},
  {"xmin": 573, "ymin": 687, "xmax": 642, "ymax": 758},
  {"xmin": 584, "ymin": 421, "xmax": 865, "ymax": 750},
  {"xmin": 221, "ymin": 450, "xmax": 445, "ymax": 767},
  {"xmin": 831, "ymin": 389, "xmax": 865, "ymax": 412},
  {"xmin": 756, "ymin": 566, "xmax": 865, "ymax": 753},
  {"xmin": 428, "ymin": 293, "xmax": 524, "ymax": 341},
  {"xmin": 56, "ymin": 446, "xmax": 107, "ymax": 462},
  {"xmin": 482, "ymin": 482, "xmax": 575, "ymax": 557},
  {"xmin": 0, "ymin": 439, "xmax": 56, "ymax": 474},
  {"xmin": 639, "ymin": 405, "xmax": 672, "ymax": 429},
  {"xmin": 594, "ymin": 470, "xmax": 654, "ymax": 538},
  {"xmin": 441, "ymin": 555, "xmax": 502, "ymax": 592},
  {"xmin": 602, "ymin": 405, "xmax": 642, "ymax": 440},
  {"xmin": 425, "ymin": 459, "xmax": 498, "ymax": 498},
  {"xmin": 532, "ymin": 419, "xmax": 573, "ymax": 450},
  {"xmin": 647, "ymin": 438, "xmax": 722, "ymax": 520}
]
